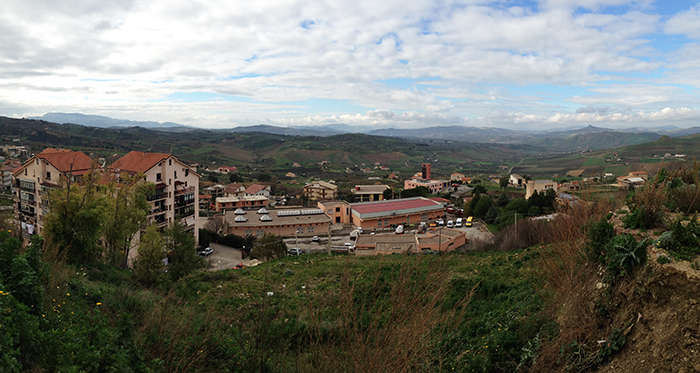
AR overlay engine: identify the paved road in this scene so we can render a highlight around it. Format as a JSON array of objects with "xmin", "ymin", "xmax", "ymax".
[{"xmin": 205, "ymin": 242, "xmax": 251, "ymax": 271}]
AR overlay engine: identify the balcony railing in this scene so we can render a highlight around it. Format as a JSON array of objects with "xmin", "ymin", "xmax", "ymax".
[
  {"xmin": 174, "ymin": 186, "xmax": 195, "ymax": 196},
  {"xmin": 147, "ymin": 192, "xmax": 167, "ymax": 201}
]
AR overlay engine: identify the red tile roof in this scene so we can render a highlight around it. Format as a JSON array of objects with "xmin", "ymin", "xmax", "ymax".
[
  {"xmin": 244, "ymin": 184, "xmax": 268, "ymax": 195},
  {"xmin": 110, "ymin": 151, "xmax": 170, "ymax": 174},
  {"xmin": 351, "ymin": 197, "xmax": 441, "ymax": 214},
  {"xmin": 429, "ymin": 197, "xmax": 450, "ymax": 203},
  {"xmin": 37, "ymin": 148, "xmax": 97, "ymax": 173}
]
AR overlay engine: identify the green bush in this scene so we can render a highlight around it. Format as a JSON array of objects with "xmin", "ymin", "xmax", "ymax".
[
  {"xmin": 586, "ymin": 218, "xmax": 615, "ymax": 262},
  {"xmin": 656, "ymin": 256, "xmax": 672, "ymax": 265},
  {"xmin": 605, "ymin": 234, "xmax": 649, "ymax": 279},
  {"xmin": 653, "ymin": 218, "xmax": 700, "ymax": 260}
]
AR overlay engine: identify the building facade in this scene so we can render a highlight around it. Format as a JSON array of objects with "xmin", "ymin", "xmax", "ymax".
[
  {"xmin": 354, "ymin": 228, "xmax": 466, "ymax": 255},
  {"xmin": 215, "ymin": 195, "xmax": 269, "ymax": 212},
  {"xmin": 403, "ymin": 178, "xmax": 450, "ymax": 194},
  {"xmin": 303, "ymin": 181, "xmax": 338, "ymax": 200},
  {"xmin": 225, "ymin": 208, "xmax": 331, "ymax": 238},
  {"xmin": 525, "ymin": 179, "xmax": 558, "ymax": 199},
  {"xmin": 110, "ymin": 151, "xmax": 200, "ymax": 241},
  {"xmin": 350, "ymin": 197, "xmax": 444, "ymax": 230},
  {"xmin": 317, "ymin": 200, "xmax": 351, "ymax": 224},
  {"xmin": 12, "ymin": 148, "xmax": 98, "ymax": 237},
  {"xmin": 353, "ymin": 185, "xmax": 389, "ymax": 202}
]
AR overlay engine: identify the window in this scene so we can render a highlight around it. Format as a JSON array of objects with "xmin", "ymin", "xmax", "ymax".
[
  {"xmin": 421, "ymin": 213, "xmax": 428, "ymax": 221},
  {"xmin": 46, "ymin": 172, "xmax": 51, "ymax": 180},
  {"xmin": 169, "ymin": 159, "xmax": 172, "ymax": 166},
  {"xmin": 169, "ymin": 179, "xmax": 171, "ymax": 185},
  {"xmin": 185, "ymin": 169, "xmax": 189, "ymax": 177},
  {"xmin": 174, "ymin": 171, "xmax": 177, "ymax": 179},
  {"xmin": 156, "ymin": 173, "xmax": 162, "ymax": 181},
  {"xmin": 307, "ymin": 226, "xmax": 314, "ymax": 233},
  {"xmin": 336, "ymin": 207, "xmax": 340, "ymax": 212},
  {"xmin": 407, "ymin": 216, "xmax": 410, "ymax": 223},
  {"xmin": 378, "ymin": 220, "xmax": 382, "ymax": 227}
]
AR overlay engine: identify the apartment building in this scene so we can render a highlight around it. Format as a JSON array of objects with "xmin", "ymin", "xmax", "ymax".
[
  {"xmin": 109, "ymin": 151, "xmax": 200, "ymax": 241},
  {"xmin": 302, "ymin": 180, "xmax": 338, "ymax": 200},
  {"xmin": 12, "ymin": 148, "xmax": 98, "ymax": 237}
]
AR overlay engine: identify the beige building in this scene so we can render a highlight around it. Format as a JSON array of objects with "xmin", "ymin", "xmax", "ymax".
[
  {"xmin": 303, "ymin": 180, "xmax": 338, "ymax": 200},
  {"xmin": 353, "ymin": 185, "xmax": 389, "ymax": 202},
  {"xmin": 354, "ymin": 228, "xmax": 466, "ymax": 255},
  {"xmin": 225, "ymin": 207, "xmax": 331, "ymax": 238},
  {"xmin": 12, "ymin": 148, "xmax": 98, "ymax": 237},
  {"xmin": 525, "ymin": 179, "xmax": 558, "ymax": 199},
  {"xmin": 110, "ymin": 151, "xmax": 201, "ymax": 241}
]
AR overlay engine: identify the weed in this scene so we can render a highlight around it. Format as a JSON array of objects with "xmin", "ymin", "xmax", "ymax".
[{"xmin": 657, "ymin": 256, "xmax": 672, "ymax": 265}]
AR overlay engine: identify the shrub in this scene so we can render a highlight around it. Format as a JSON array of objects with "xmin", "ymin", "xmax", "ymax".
[
  {"xmin": 654, "ymin": 218, "xmax": 700, "ymax": 260},
  {"xmin": 586, "ymin": 218, "xmax": 615, "ymax": 262},
  {"xmin": 605, "ymin": 234, "xmax": 649, "ymax": 279}
]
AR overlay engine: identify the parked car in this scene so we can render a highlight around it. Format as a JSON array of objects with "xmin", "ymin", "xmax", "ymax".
[
  {"xmin": 455, "ymin": 217, "xmax": 463, "ymax": 227},
  {"xmin": 312, "ymin": 236, "xmax": 320, "ymax": 242},
  {"xmin": 446, "ymin": 220, "xmax": 454, "ymax": 228},
  {"xmin": 344, "ymin": 242, "xmax": 355, "ymax": 250},
  {"xmin": 445, "ymin": 206, "xmax": 456, "ymax": 214},
  {"xmin": 197, "ymin": 247, "xmax": 214, "ymax": 256},
  {"xmin": 233, "ymin": 263, "xmax": 246, "ymax": 269},
  {"xmin": 287, "ymin": 248, "xmax": 303, "ymax": 255},
  {"xmin": 465, "ymin": 216, "xmax": 473, "ymax": 227},
  {"xmin": 437, "ymin": 219, "xmax": 445, "ymax": 227},
  {"xmin": 456, "ymin": 209, "xmax": 464, "ymax": 216}
]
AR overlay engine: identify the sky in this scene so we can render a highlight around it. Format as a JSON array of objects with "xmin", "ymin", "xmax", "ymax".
[{"xmin": 2, "ymin": 0, "xmax": 700, "ymax": 130}]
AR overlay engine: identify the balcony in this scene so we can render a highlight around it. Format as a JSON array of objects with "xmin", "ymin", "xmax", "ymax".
[
  {"xmin": 147, "ymin": 192, "xmax": 167, "ymax": 202},
  {"xmin": 174, "ymin": 186, "xmax": 195, "ymax": 197},
  {"xmin": 20, "ymin": 208, "xmax": 36, "ymax": 218}
]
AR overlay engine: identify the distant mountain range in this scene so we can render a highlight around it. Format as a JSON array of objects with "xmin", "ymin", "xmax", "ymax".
[
  {"xmin": 21, "ymin": 112, "xmax": 700, "ymax": 151},
  {"xmin": 30, "ymin": 113, "xmax": 192, "ymax": 131}
]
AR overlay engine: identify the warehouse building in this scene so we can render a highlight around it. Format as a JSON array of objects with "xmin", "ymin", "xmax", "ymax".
[{"xmin": 350, "ymin": 197, "xmax": 444, "ymax": 230}]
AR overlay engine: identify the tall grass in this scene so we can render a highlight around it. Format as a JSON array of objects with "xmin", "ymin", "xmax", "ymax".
[{"xmin": 304, "ymin": 256, "xmax": 475, "ymax": 372}]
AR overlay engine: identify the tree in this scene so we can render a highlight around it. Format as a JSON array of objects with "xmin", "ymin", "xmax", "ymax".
[
  {"xmin": 383, "ymin": 187, "xmax": 393, "ymax": 200},
  {"xmin": 103, "ymin": 173, "xmax": 153, "ymax": 268},
  {"xmin": 44, "ymin": 172, "xmax": 109, "ymax": 264},
  {"xmin": 133, "ymin": 225, "xmax": 166, "ymax": 287},
  {"xmin": 472, "ymin": 184, "xmax": 487, "ymax": 195},
  {"xmin": 402, "ymin": 186, "xmax": 430, "ymax": 198},
  {"xmin": 204, "ymin": 215, "xmax": 228, "ymax": 236},
  {"xmin": 473, "ymin": 195, "xmax": 494, "ymax": 219},
  {"xmin": 484, "ymin": 204, "xmax": 500, "ymax": 224},
  {"xmin": 496, "ymin": 193, "xmax": 511, "ymax": 207},
  {"xmin": 250, "ymin": 234, "xmax": 286, "ymax": 261},
  {"xmin": 466, "ymin": 194, "xmax": 481, "ymax": 217},
  {"xmin": 165, "ymin": 222, "xmax": 203, "ymax": 281},
  {"xmin": 499, "ymin": 176, "xmax": 509, "ymax": 190},
  {"xmin": 257, "ymin": 174, "xmax": 272, "ymax": 182},
  {"xmin": 229, "ymin": 173, "xmax": 243, "ymax": 183}
]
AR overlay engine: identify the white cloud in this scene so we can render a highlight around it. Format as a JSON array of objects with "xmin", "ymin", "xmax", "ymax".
[{"xmin": 0, "ymin": 0, "xmax": 698, "ymax": 129}]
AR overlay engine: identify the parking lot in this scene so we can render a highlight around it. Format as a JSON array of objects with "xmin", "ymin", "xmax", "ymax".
[{"xmin": 203, "ymin": 242, "xmax": 252, "ymax": 271}]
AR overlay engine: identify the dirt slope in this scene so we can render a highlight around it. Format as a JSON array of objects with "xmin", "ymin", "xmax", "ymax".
[{"xmin": 597, "ymin": 249, "xmax": 700, "ymax": 373}]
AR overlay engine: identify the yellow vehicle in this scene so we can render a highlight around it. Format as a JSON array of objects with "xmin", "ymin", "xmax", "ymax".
[
  {"xmin": 429, "ymin": 222, "xmax": 438, "ymax": 230},
  {"xmin": 465, "ymin": 216, "xmax": 473, "ymax": 227}
]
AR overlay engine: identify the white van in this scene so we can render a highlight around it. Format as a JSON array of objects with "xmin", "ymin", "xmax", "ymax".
[
  {"xmin": 455, "ymin": 218, "xmax": 463, "ymax": 227},
  {"xmin": 446, "ymin": 220, "xmax": 454, "ymax": 228}
]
